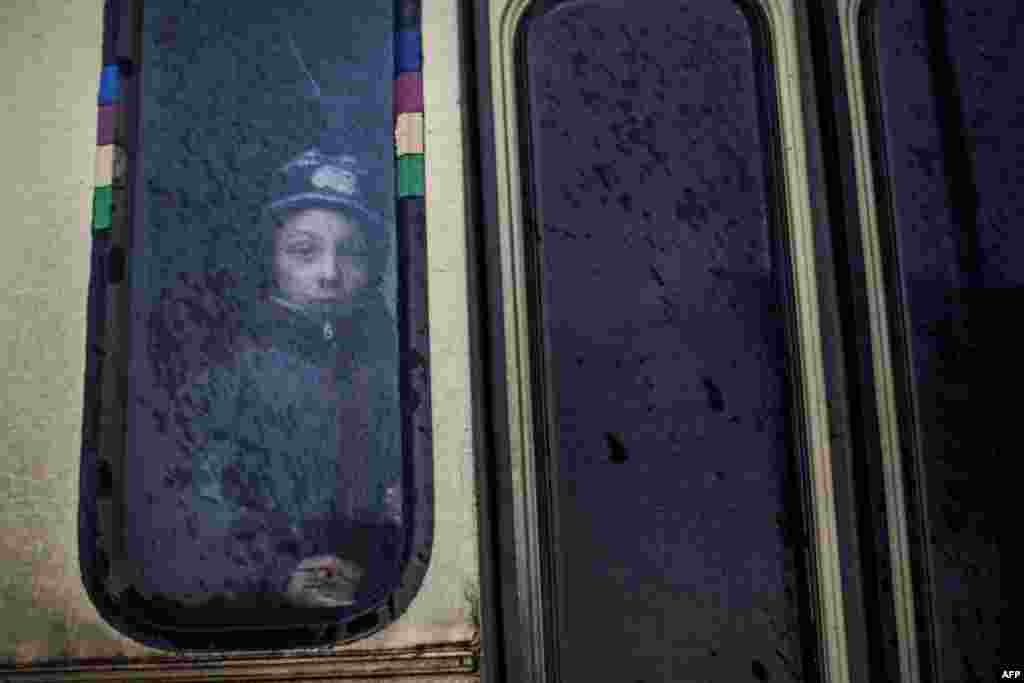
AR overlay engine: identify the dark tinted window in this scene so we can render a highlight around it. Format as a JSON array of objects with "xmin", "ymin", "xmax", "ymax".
[
  {"xmin": 521, "ymin": 2, "xmax": 814, "ymax": 680},
  {"xmin": 863, "ymin": 0, "xmax": 1023, "ymax": 677}
]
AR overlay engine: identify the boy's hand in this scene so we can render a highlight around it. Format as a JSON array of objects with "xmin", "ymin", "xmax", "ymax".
[{"xmin": 284, "ymin": 554, "xmax": 364, "ymax": 608}]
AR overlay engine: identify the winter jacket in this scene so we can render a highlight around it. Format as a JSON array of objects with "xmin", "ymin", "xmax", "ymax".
[{"xmin": 172, "ymin": 295, "xmax": 401, "ymax": 602}]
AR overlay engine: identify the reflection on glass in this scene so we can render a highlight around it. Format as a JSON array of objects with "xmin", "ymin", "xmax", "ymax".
[
  {"xmin": 124, "ymin": 0, "xmax": 401, "ymax": 615},
  {"xmin": 172, "ymin": 150, "xmax": 400, "ymax": 609}
]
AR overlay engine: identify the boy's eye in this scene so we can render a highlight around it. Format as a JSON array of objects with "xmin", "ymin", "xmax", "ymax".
[{"xmin": 286, "ymin": 244, "xmax": 319, "ymax": 259}]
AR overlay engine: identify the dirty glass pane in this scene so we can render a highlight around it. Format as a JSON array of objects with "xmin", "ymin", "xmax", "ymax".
[
  {"xmin": 523, "ymin": 2, "xmax": 812, "ymax": 680},
  {"xmin": 867, "ymin": 0, "xmax": 1022, "ymax": 677},
  {"xmin": 124, "ymin": 1, "xmax": 405, "ymax": 621}
]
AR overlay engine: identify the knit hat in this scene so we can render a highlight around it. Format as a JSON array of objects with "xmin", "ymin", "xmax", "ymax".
[{"xmin": 266, "ymin": 148, "xmax": 384, "ymax": 226}]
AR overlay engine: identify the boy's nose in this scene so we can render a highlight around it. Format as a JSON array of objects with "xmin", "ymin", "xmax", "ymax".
[{"xmin": 318, "ymin": 253, "xmax": 339, "ymax": 284}]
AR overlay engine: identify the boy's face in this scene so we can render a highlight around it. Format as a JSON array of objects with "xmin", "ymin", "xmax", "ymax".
[{"xmin": 273, "ymin": 208, "xmax": 370, "ymax": 310}]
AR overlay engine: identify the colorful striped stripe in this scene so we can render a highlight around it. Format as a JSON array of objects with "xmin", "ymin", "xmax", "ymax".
[
  {"xmin": 93, "ymin": 23, "xmax": 130, "ymax": 234},
  {"xmin": 395, "ymin": 2, "xmax": 423, "ymax": 200},
  {"xmin": 396, "ymin": 30, "xmax": 422, "ymax": 75},
  {"xmin": 96, "ymin": 104, "xmax": 118, "ymax": 145},
  {"xmin": 94, "ymin": 144, "xmax": 126, "ymax": 187},
  {"xmin": 394, "ymin": 72, "xmax": 423, "ymax": 121},
  {"xmin": 92, "ymin": 186, "xmax": 113, "ymax": 233},
  {"xmin": 98, "ymin": 64, "xmax": 120, "ymax": 106},
  {"xmin": 398, "ymin": 155, "xmax": 425, "ymax": 198},
  {"xmin": 396, "ymin": 113, "xmax": 424, "ymax": 156}
]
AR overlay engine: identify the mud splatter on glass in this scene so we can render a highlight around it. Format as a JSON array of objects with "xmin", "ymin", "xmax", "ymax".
[{"xmin": 79, "ymin": 0, "xmax": 432, "ymax": 651}]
